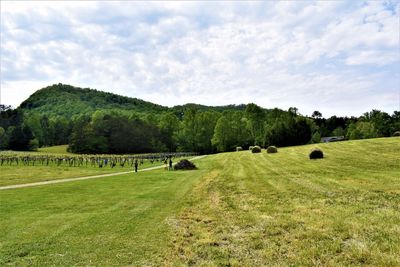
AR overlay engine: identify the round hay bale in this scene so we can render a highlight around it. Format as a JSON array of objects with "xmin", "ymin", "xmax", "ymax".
[
  {"xmin": 266, "ymin": 146, "xmax": 278, "ymax": 153},
  {"xmin": 174, "ymin": 159, "xmax": 197, "ymax": 170},
  {"xmin": 236, "ymin": 146, "xmax": 243, "ymax": 151},
  {"xmin": 249, "ymin": 146, "xmax": 254, "ymax": 151},
  {"xmin": 393, "ymin": 131, "xmax": 400, "ymax": 137},
  {"xmin": 251, "ymin": 146, "xmax": 261, "ymax": 153},
  {"xmin": 309, "ymin": 148, "xmax": 323, "ymax": 159}
]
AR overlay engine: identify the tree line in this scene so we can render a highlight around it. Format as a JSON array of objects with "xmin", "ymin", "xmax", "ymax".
[{"xmin": 1, "ymin": 103, "xmax": 399, "ymax": 154}]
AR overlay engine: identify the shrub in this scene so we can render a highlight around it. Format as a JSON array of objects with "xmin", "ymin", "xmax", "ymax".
[
  {"xmin": 236, "ymin": 146, "xmax": 243, "ymax": 151},
  {"xmin": 249, "ymin": 146, "xmax": 254, "ymax": 151},
  {"xmin": 174, "ymin": 159, "xmax": 197, "ymax": 170},
  {"xmin": 29, "ymin": 139, "xmax": 39, "ymax": 151},
  {"xmin": 393, "ymin": 131, "xmax": 400, "ymax": 137},
  {"xmin": 309, "ymin": 148, "xmax": 323, "ymax": 159},
  {"xmin": 266, "ymin": 146, "xmax": 278, "ymax": 153},
  {"xmin": 251, "ymin": 146, "xmax": 261, "ymax": 153}
]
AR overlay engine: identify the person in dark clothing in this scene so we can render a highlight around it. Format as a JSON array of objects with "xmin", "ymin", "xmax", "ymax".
[
  {"xmin": 134, "ymin": 159, "xmax": 138, "ymax": 173},
  {"xmin": 169, "ymin": 157, "xmax": 173, "ymax": 171},
  {"xmin": 164, "ymin": 158, "xmax": 168, "ymax": 170}
]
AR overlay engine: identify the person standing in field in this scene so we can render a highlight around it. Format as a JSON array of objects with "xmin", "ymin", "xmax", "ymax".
[
  {"xmin": 169, "ymin": 157, "xmax": 173, "ymax": 171},
  {"xmin": 134, "ymin": 159, "xmax": 138, "ymax": 173},
  {"xmin": 164, "ymin": 158, "xmax": 168, "ymax": 170}
]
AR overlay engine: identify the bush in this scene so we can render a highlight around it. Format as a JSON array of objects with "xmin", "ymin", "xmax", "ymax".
[
  {"xmin": 251, "ymin": 145, "xmax": 261, "ymax": 153},
  {"xmin": 29, "ymin": 139, "xmax": 39, "ymax": 151},
  {"xmin": 236, "ymin": 146, "xmax": 243, "ymax": 151},
  {"xmin": 174, "ymin": 159, "xmax": 197, "ymax": 170},
  {"xmin": 266, "ymin": 146, "xmax": 278, "ymax": 153},
  {"xmin": 309, "ymin": 148, "xmax": 323, "ymax": 159},
  {"xmin": 393, "ymin": 131, "xmax": 400, "ymax": 137}
]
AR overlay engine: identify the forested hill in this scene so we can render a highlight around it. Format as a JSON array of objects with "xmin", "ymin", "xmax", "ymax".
[
  {"xmin": 1, "ymin": 83, "xmax": 398, "ymax": 154},
  {"xmin": 19, "ymin": 84, "xmax": 168, "ymax": 117},
  {"xmin": 19, "ymin": 83, "xmax": 247, "ymax": 117}
]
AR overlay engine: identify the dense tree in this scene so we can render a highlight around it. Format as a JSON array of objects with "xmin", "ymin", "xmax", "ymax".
[
  {"xmin": 194, "ymin": 111, "xmax": 220, "ymax": 154},
  {"xmin": 245, "ymin": 103, "xmax": 266, "ymax": 145},
  {"xmin": 158, "ymin": 112, "xmax": 180, "ymax": 152},
  {"xmin": 0, "ymin": 127, "xmax": 7, "ymax": 149},
  {"xmin": 311, "ymin": 111, "xmax": 322, "ymax": 119},
  {"xmin": 51, "ymin": 117, "xmax": 71, "ymax": 145},
  {"xmin": 2, "ymin": 83, "xmax": 399, "ymax": 154},
  {"xmin": 176, "ymin": 109, "xmax": 220, "ymax": 153},
  {"xmin": 212, "ymin": 116, "xmax": 231, "ymax": 152},
  {"xmin": 176, "ymin": 108, "xmax": 198, "ymax": 152},
  {"xmin": 68, "ymin": 115, "xmax": 94, "ymax": 153},
  {"xmin": 8, "ymin": 124, "xmax": 37, "ymax": 151},
  {"xmin": 265, "ymin": 116, "xmax": 312, "ymax": 147},
  {"xmin": 347, "ymin": 121, "xmax": 378, "ymax": 140},
  {"xmin": 288, "ymin": 107, "xmax": 299, "ymax": 116},
  {"xmin": 362, "ymin": 110, "xmax": 392, "ymax": 137},
  {"xmin": 311, "ymin": 131, "xmax": 321, "ymax": 143},
  {"xmin": 68, "ymin": 112, "xmax": 168, "ymax": 154},
  {"xmin": 332, "ymin": 126, "xmax": 345, "ymax": 137},
  {"xmin": 0, "ymin": 107, "xmax": 37, "ymax": 151}
]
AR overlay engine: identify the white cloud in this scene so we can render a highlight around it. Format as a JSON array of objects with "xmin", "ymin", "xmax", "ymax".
[
  {"xmin": 345, "ymin": 50, "xmax": 399, "ymax": 66},
  {"xmin": 1, "ymin": 1, "xmax": 399, "ymax": 116}
]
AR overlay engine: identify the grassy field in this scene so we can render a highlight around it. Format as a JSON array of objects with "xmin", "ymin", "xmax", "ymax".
[
  {"xmin": 0, "ymin": 160, "xmax": 163, "ymax": 187},
  {"xmin": 1, "ymin": 138, "xmax": 399, "ymax": 266},
  {"xmin": 0, "ymin": 147, "xmax": 190, "ymax": 186},
  {"xmin": 37, "ymin": 145, "xmax": 70, "ymax": 154}
]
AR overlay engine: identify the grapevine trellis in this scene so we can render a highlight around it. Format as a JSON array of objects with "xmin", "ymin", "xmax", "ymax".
[{"xmin": 0, "ymin": 152, "xmax": 198, "ymax": 168}]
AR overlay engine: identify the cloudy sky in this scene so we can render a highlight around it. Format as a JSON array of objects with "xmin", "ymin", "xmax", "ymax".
[{"xmin": 1, "ymin": 1, "xmax": 399, "ymax": 117}]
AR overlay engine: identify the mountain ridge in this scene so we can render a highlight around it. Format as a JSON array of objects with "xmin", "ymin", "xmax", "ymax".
[{"xmin": 19, "ymin": 83, "xmax": 248, "ymax": 118}]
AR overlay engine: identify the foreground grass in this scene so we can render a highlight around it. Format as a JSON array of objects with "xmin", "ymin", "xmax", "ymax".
[
  {"xmin": 1, "ymin": 138, "xmax": 399, "ymax": 266},
  {"xmin": 0, "ymin": 165, "xmax": 209, "ymax": 266},
  {"xmin": 166, "ymin": 138, "xmax": 400, "ymax": 266}
]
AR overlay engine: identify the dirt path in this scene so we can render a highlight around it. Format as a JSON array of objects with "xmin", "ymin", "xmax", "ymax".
[{"xmin": 0, "ymin": 155, "xmax": 207, "ymax": 191}]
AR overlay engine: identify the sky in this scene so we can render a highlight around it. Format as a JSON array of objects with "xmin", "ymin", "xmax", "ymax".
[{"xmin": 1, "ymin": 1, "xmax": 399, "ymax": 117}]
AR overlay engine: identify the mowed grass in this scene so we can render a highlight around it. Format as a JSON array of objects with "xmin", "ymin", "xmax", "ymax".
[
  {"xmin": 1, "ymin": 138, "xmax": 399, "ymax": 266},
  {"xmin": 0, "ymin": 160, "xmax": 165, "ymax": 187},
  {"xmin": 0, "ymin": 167, "xmax": 209, "ymax": 266},
  {"xmin": 165, "ymin": 138, "xmax": 400, "ymax": 266},
  {"xmin": 0, "ymin": 146, "xmax": 190, "ymax": 186},
  {"xmin": 37, "ymin": 145, "xmax": 70, "ymax": 154}
]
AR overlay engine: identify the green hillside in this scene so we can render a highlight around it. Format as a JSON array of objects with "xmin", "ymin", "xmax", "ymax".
[
  {"xmin": 1, "ymin": 138, "xmax": 399, "ymax": 265},
  {"xmin": 19, "ymin": 83, "xmax": 247, "ymax": 118},
  {"xmin": 19, "ymin": 83, "xmax": 168, "ymax": 117},
  {"xmin": 3, "ymin": 83, "xmax": 397, "ymax": 154}
]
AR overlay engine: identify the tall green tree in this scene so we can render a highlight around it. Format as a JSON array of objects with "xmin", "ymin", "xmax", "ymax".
[
  {"xmin": 0, "ymin": 127, "xmax": 7, "ymax": 149},
  {"xmin": 347, "ymin": 121, "xmax": 378, "ymax": 140},
  {"xmin": 195, "ymin": 111, "xmax": 220, "ymax": 154},
  {"xmin": 8, "ymin": 124, "xmax": 36, "ymax": 151},
  {"xmin": 212, "ymin": 116, "xmax": 231, "ymax": 152},
  {"xmin": 176, "ymin": 108, "xmax": 198, "ymax": 152},
  {"xmin": 212, "ymin": 111, "xmax": 251, "ymax": 152},
  {"xmin": 245, "ymin": 103, "xmax": 265, "ymax": 145},
  {"xmin": 158, "ymin": 112, "xmax": 179, "ymax": 151}
]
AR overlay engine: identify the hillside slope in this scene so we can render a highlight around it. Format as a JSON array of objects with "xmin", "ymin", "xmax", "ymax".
[
  {"xmin": 19, "ymin": 83, "xmax": 168, "ymax": 117},
  {"xmin": 19, "ymin": 83, "xmax": 248, "ymax": 118},
  {"xmin": 166, "ymin": 137, "xmax": 400, "ymax": 265}
]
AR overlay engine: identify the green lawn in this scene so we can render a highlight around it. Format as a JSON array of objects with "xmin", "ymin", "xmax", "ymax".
[
  {"xmin": 0, "ymin": 160, "xmax": 163, "ymax": 187},
  {"xmin": 0, "ymin": 147, "xmax": 195, "ymax": 186},
  {"xmin": 37, "ymin": 145, "xmax": 70, "ymax": 154},
  {"xmin": 1, "ymin": 138, "xmax": 399, "ymax": 266}
]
